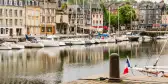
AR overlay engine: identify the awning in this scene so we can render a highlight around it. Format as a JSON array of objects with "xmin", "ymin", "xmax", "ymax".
[
  {"xmin": 161, "ymin": 24, "xmax": 168, "ymax": 27},
  {"xmin": 92, "ymin": 26, "xmax": 109, "ymax": 30},
  {"xmin": 153, "ymin": 24, "xmax": 160, "ymax": 27}
]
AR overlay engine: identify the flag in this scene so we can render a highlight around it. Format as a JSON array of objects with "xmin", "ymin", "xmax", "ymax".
[{"xmin": 123, "ymin": 56, "xmax": 131, "ymax": 74}]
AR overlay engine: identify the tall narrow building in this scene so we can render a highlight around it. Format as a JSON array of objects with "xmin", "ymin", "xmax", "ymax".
[
  {"xmin": 25, "ymin": 0, "xmax": 41, "ymax": 35},
  {"xmin": 39, "ymin": 0, "xmax": 57, "ymax": 35}
]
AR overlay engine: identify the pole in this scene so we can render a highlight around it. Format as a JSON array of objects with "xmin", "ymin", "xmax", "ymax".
[
  {"xmin": 25, "ymin": 0, "xmax": 27, "ymax": 35},
  {"xmin": 108, "ymin": 0, "xmax": 111, "ymax": 34},
  {"xmin": 44, "ymin": 0, "xmax": 47, "ymax": 36},
  {"xmin": 83, "ymin": 0, "xmax": 84, "ymax": 34},
  {"xmin": 118, "ymin": 6, "xmax": 119, "ymax": 36},
  {"xmin": 90, "ymin": 0, "xmax": 92, "ymax": 34},
  {"xmin": 76, "ymin": 0, "xmax": 78, "ymax": 35}
]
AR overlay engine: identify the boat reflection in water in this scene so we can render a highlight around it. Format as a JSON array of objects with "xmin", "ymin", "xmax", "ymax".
[{"xmin": 0, "ymin": 41, "xmax": 165, "ymax": 84}]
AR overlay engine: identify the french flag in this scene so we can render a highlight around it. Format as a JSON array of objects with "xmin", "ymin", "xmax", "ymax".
[{"xmin": 123, "ymin": 57, "xmax": 131, "ymax": 74}]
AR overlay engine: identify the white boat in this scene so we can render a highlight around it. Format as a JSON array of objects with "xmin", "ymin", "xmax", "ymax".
[
  {"xmin": 99, "ymin": 39, "xmax": 107, "ymax": 43},
  {"xmin": 18, "ymin": 41, "xmax": 44, "ymax": 48},
  {"xmin": 139, "ymin": 36, "xmax": 151, "ymax": 42},
  {"xmin": 0, "ymin": 43, "xmax": 12, "ymax": 50},
  {"xmin": 106, "ymin": 38, "xmax": 116, "ymax": 43},
  {"xmin": 71, "ymin": 39, "xmax": 85, "ymax": 45},
  {"xmin": 85, "ymin": 39, "xmax": 95, "ymax": 44},
  {"xmin": 2, "ymin": 42, "xmax": 24, "ymax": 49},
  {"xmin": 59, "ymin": 41, "xmax": 66, "ymax": 46}
]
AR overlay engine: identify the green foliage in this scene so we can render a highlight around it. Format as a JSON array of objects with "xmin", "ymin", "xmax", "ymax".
[
  {"xmin": 61, "ymin": 3, "xmax": 67, "ymax": 10},
  {"xmin": 100, "ymin": 1, "xmax": 136, "ymax": 30},
  {"xmin": 119, "ymin": 4, "xmax": 136, "ymax": 24}
]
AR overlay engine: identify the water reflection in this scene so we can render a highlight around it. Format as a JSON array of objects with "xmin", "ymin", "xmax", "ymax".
[{"xmin": 0, "ymin": 40, "xmax": 167, "ymax": 83}]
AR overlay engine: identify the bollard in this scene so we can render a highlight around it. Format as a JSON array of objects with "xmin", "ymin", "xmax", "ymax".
[{"xmin": 108, "ymin": 53, "xmax": 121, "ymax": 82}]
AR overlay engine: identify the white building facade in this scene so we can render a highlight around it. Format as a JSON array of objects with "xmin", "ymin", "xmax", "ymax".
[{"xmin": 0, "ymin": 0, "xmax": 25, "ymax": 37}]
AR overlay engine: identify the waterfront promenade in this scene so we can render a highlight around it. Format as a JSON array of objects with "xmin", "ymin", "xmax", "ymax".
[{"xmin": 63, "ymin": 74, "xmax": 168, "ymax": 84}]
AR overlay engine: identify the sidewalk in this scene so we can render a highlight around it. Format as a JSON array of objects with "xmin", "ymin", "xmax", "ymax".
[{"xmin": 62, "ymin": 73, "xmax": 168, "ymax": 84}]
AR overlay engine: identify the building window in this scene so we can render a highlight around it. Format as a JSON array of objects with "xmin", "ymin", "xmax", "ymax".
[
  {"xmin": 0, "ymin": 19, "xmax": 2, "ymax": 25},
  {"xmin": 93, "ymin": 20, "xmax": 95, "ymax": 24},
  {"xmin": 32, "ymin": 1, "xmax": 34, "ymax": 6},
  {"xmin": 93, "ymin": 15, "xmax": 95, "ymax": 17},
  {"xmin": 96, "ymin": 20, "xmax": 98, "ymax": 24},
  {"xmin": 100, "ymin": 21, "xmax": 101, "ymax": 24},
  {"xmin": 100, "ymin": 15, "xmax": 101, "ymax": 18},
  {"xmin": 0, "ymin": 0, "xmax": 3, "ymax": 5},
  {"xmin": 47, "ymin": 27, "xmax": 52, "ymax": 32},
  {"xmin": 1, "ymin": 28, "xmax": 3, "ymax": 34},
  {"xmin": 42, "ymin": 16, "xmax": 45, "ymax": 23},
  {"xmin": 15, "ymin": 19, "xmax": 18, "ymax": 26},
  {"xmin": 9, "ymin": 9, "xmax": 12, "ymax": 17},
  {"xmin": 6, "ymin": 28, "xmax": 8, "ymax": 34},
  {"xmin": 41, "ymin": 27, "xmax": 45, "ymax": 32},
  {"xmin": 19, "ymin": 1, "xmax": 22, "ymax": 6},
  {"xmin": 9, "ymin": 19, "xmax": 12, "ymax": 26},
  {"xmin": 4, "ymin": 0, "xmax": 7, "ymax": 5},
  {"xmin": 5, "ymin": 9, "xmax": 8, "ymax": 17},
  {"xmin": 6, "ymin": 19, "xmax": 8, "ymax": 26},
  {"xmin": 0, "ymin": 9, "xmax": 2, "ymax": 16},
  {"xmin": 51, "ymin": 17, "xmax": 54, "ymax": 22},
  {"xmin": 97, "ymin": 15, "xmax": 98, "ymax": 18},
  {"xmin": 20, "ymin": 19, "xmax": 23, "ymax": 26},
  {"xmin": 28, "ymin": 1, "xmax": 30, "ymax": 5},
  {"xmin": 9, "ymin": 0, "xmax": 12, "ymax": 5},
  {"xmin": 14, "ymin": 10, "xmax": 17, "ymax": 17},
  {"xmin": 14, "ymin": 0, "xmax": 17, "ymax": 6},
  {"xmin": 19, "ymin": 10, "xmax": 22, "ymax": 17},
  {"xmin": 47, "ymin": 17, "xmax": 50, "ymax": 23}
]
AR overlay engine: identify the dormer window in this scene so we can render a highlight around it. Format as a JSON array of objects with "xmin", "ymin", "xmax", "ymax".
[
  {"xmin": 19, "ymin": 1, "xmax": 22, "ymax": 6},
  {"xmin": 0, "ymin": 0, "xmax": 3, "ymax": 5},
  {"xmin": 9, "ymin": 0, "xmax": 12, "ymax": 5},
  {"xmin": 30, "ymin": 1, "xmax": 32, "ymax": 5},
  {"xmin": 14, "ymin": 0, "xmax": 17, "ymax": 6},
  {"xmin": 28, "ymin": 1, "xmax": 30, "ymax": 5},
  {"xmin": 4, "ymin": 0, "xmax": 7, "ymax": 5},
  {"xmin": 32, "ymin": 1, "xmax": 34, "ymax": 6}
]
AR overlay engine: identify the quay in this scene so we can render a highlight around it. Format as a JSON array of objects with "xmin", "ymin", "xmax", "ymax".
[{"xmin": 63, "ymin": 74, "xmax": 168, "ymax": 84}]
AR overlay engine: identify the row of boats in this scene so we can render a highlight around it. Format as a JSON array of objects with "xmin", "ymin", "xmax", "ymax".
[{"xmin": 0, "ymin": 33, "xmax": 167, "ymax": 50}]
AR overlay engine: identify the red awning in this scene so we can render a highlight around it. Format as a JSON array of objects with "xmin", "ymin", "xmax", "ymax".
[{"xmin": 92, "ymin": 26, "xmax": 108, "ymax": 30}]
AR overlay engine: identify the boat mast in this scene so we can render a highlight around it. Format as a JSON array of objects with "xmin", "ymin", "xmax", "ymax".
[
  {"xmin": 44, "ymin": 0, "xmax": 47, "ymax": 36},
  {"xmin": 108, "ymin": 0, "xmax": 111, "ymax": 34},
  {"xmin": 117, "ymin": 5, "xmax": 119, "ymax": 36},
  {"xmin": 83, "ymin": 0, "xmax": 84, "ymax": 34},
  {"xmin": 90, "ymin": 0, "xmax": 92, "ymax": 34},
  {"xmin": 76, "ymin": 0, "xmax": 78, "ymax": 35}
]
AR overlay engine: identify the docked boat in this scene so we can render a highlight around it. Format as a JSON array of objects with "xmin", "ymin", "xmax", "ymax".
[
  {"xmin": 0, "ymin": 43, "xmax": 12, "ymax": 50},
  {"xmin": 71, "ymin": 39, "xmax": 85, "ymax": 45},
  {"xmin": 128, "ymin": 36, "xmax": 140, "ymax": 41},
  {"xmin": 2, "ymin": 42, "xmax": 24, "ymax": 49},
  {"xmin": 18, "ymin": 41, "xmax": 44, "ymax": 48},
  {"xmin": 38, "ymin": 36, "xmax": 59, "ymax": 47}
]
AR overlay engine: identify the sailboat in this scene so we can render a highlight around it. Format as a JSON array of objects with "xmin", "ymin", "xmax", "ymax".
[{"xmin": 130, "ymin": 38, "xmax": 168, "ymax": 77}]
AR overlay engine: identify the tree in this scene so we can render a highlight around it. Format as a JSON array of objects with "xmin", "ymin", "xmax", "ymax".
[
  {"xmin": 119, "ymin": 4, "xmax": 136, "ymax": 29},
  {"xmin": 100, "ymin": 1, "xmax": 136, "ymax": 31}
]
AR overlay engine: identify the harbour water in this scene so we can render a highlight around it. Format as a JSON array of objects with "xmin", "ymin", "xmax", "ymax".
[{"xmin": 0, "ymin": 40, "xmax": 168, "ymax": 84}]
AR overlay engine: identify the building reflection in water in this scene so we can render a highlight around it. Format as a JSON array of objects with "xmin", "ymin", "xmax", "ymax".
[{"xmin": 0, "ymin": 41, "xmax": 165, "ymax": 83}]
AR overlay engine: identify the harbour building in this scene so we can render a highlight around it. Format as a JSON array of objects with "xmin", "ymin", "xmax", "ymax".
[
  {"xmin": 39, "ymin": 0, "xmax": 57, "ymax": 35},
  {"xmin": 26, "ymin": 0, "xmax": 41, "ymax": 35},
  {"xmin": 0, "ymin": 0, "xmax": 25, "ymax": 37}
]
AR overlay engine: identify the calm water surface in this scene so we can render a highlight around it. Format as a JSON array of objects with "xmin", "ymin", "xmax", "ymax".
[{"xmin": 0, "ymin": 40, "xmax": 168, "ymax": 84}]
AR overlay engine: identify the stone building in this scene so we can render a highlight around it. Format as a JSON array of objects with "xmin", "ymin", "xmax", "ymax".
[
  {"xmin": 25, "ymin": 0, "xmax": 41, "ymax": 35},
  {"xmin": 39, "ymin": 0, "xmax": 57, "ymax": 35},
  {"xmin": 0, "ymin": 0, "xmax": 25, "ymax": 37},
  {"xmin": 138, "ymin": 1, "xmax": 163, "ymax": 29}
]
